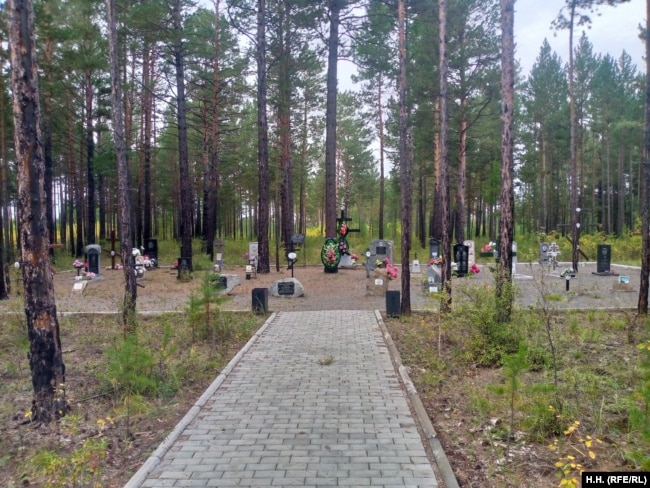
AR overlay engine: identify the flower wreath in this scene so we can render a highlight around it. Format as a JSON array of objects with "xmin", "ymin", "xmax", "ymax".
[{"xmin": 321, "ymin": 237, "xmax": 342, "ymax": 269}]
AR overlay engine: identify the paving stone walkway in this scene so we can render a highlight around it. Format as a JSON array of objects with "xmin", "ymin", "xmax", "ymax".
[{"xmin": 125, "ymin": 310, "xmax": 439, "ymax": 488}]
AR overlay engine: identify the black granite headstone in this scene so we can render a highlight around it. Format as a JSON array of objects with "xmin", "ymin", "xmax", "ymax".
[
  {"xmin": 145, "ymin": 238, "xmax": 158, "ymax": 262},
  {"xmin": 454, "ymin": 243, "xmax": 469, "ymax": 277},
  {"xmin": 386, "ymin": 290, "xmax": 400, "ymax": 317},
  {"xmin": 177, "ymin": 256, "xmax": 192, "ymax": 280},
  {"xmin": 277, "ymin": 281, "xmax": 295, "ymax": 296},
  {"xmin": 597, "ymin": 244, "xmax": 611, "ymax": 273},
  {"xmin": 429, "ymin": 238, "xmax": 440, "ymax": 259},
  {"xmin": 252, "ymin": 288, "xmax": 268, "ymax": 314},
  {"xmin": 85, "ymin": 244, "xmax": 101, "ymax": 274}
]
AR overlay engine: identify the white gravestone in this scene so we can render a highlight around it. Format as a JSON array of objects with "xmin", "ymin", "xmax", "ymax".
[{"xmin": 464, "ymin": 240, "xmax": 475, "ymax": 267}]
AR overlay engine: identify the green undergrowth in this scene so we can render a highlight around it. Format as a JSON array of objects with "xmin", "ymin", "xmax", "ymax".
[
  {"xmin": 385, "ymin": 285, "xmax": 650, "ymax": 487},
  {"xmin": 0, "ymin": 297, "xmax": 265, "ymax": 487}
]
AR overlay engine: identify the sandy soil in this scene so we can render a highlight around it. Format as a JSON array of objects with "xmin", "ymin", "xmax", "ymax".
[{"xmin": 0, "ymin": 260, "xmax": 640, "ymax": 315}]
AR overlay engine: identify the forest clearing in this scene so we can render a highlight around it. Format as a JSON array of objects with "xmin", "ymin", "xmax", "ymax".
[{"xmin": 0, "ymin": 243, "xmax": 648, "ymax": 486}]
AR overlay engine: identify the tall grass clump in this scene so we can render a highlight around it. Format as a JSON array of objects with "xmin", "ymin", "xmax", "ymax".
[{"xmin": 449, "ymin": 284, "xmax": 522, "ymax": 367}]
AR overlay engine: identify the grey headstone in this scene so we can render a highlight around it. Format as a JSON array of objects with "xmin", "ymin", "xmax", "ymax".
[
  {"xmin": 368, "ymin": 239, "xmax": 394, "ymax": 269},
  {"xmin": 539, "ymin": 242, "xmax": 550, "ymax": 266},
  {"xmin": 269, "ymin": 278, "xmax": 305, "ymax": 298},
  {"xmin": 216, "ymin": 274, "xmax": 241, "ymax": 295},
  {"xmin": 425, "ymin": 265, "xmax": 442, "ymax": 293}
]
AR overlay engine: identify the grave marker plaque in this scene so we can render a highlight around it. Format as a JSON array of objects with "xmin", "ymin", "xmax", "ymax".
[
  {"xmin": 369, "ymin": 239, "xmax": 394, "ymax": 269},
  {"xmin": 429, "ymin": 238, "xmax": 440, "ymax": 259},
  {"xmin": 252, "ymin": 288, "xmax": 268, "ymax": 313},
  {"xmin": 216, "ymin": 276, "xmax": 227, "ymax": 289},
  {"xmin": 177, "ymin": 256, "xmax": 192, "ymax": 280},
  {"xmin": 464, "ymin": 240, "xmax": 475, "ymax": 267},
  {"xmin": 454, "ymin": 243, "xmax": 469, "ymax": 277},
  {"xmin": 145, "ymin": 238, "xmax": 158, "ymax": 263},
  {"xmin": 248, "ymin": 242, "xmax": 259, "ymax": 262},
  {"xmin": 539, "ymin": 242, "xmax": 550, "ymax": 266},
  {"xmin": 277, "ymin": 281, "xmax": 295, "ymax": 296},
  {"xmin": 596, "ymin": 244, "xmax": 611, "ymax": 274},
  {"xmin": 425, "ymin": 265, "xmax": 442, "ymax": 292},
  {"xmin": 270, "ymin": 278, "xmax": 305, "ymax": 297},
  {"xmin": 85, "ymin": 244, "xmax": 101, "ymax": 275}
]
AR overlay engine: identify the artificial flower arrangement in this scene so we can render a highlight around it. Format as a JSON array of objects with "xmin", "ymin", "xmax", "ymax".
[
  {"xmin": 481, "ymin": 241, "xmax": 496, "ymax": 253},
  {"xmin": 321, "ymin": 237, "xmax": 341, "ymax": 269},
  {"xmin": 73, "ymin": 259, "xmax": 85, "ymax": 269},
  {"xmin": 350, "ymin": 253, "xmax": 360, "ymax": 261},
  {"xmin": 242, "ymin": 251, "xmax": 250, "ymax": 262},
  {"xmin": 383, "ymin": 258, "xmax": 399, "ymax": 280},
  {"xmin": 429, "ymin": 256, "xmax": 443, "ymax": 266},
  {"xmin": 469, "ymin": 263, "xmax": 480, "ymax": 275}
]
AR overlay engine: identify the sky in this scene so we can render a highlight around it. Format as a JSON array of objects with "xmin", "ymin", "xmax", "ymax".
[
  {"xmin": 337, "ymin": 0, "xmax": 645, "ymax": 88},
  {"xmin": 514, "ymin": 0, "xmax": 645, "ymax": 76}
]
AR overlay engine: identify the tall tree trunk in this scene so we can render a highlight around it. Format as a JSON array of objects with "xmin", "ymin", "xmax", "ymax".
[
  {"xmin": 568, "ymin": 3, "xmax": 580, "ymax": 271},
  {"xmin": 203, "ymin": 0, "xmax": 221, "ymax": 259},
  {"xmin": 325, "ymin": 0, "xmax": 341, "ymax": 238},
  {"xmin": 279, "ymin": 0, "xmax": 294, "ymax": 247},
  {"xmin": 637, "ymin": 0, "xmax": 650, "ymax": 315},
  {"xmin": 439, "ymin": 0, "xmax": 452, "ymax": 313},
  {"xmin": 143, "ymin": 44, "xmax": 153, "ymax": 241},
  {"xmin": 173, "ymin": 0, "xmax": 193, "ymax": 262},
  {"xmin": 107, "ymin": 0, "xmax": 137, "ymax": 328},
  {"xmin": 43, "ymin": 38, "xmax": 55, "ymax": 250},
  {"xmin": 378, "ymin": 74, "xmax": 385, "ymax": 240},
  {"xmin": 431, "ymin": 99, "xmax": 443, "ymax": 240},
  {"xmin": 85, "ymin": 73, "xmax": 96, "ymax": 245},
  {"xmin": 9, "ymin": 0, "xmax": 66, "ymax": 422},
  {"xmin": 397, "ymin": 0, "xmax": 411, "ymax": 315},
  {"xmin": 495, "ymin": 0, "xmax": 516, "ymax": 323},
  {"xmin": 0, "ymin": 58, "xmax": 10, "ymax": 295},
  {"xmin": 617, "ymin": 146, "xmax": 624, "ymax": 235},
  {"xmin": 256, "ymin": 0, "xmax": 270, "ymax": 273},
  {"xmin": 540, "ymin": 133, "xmax": 547, "ymax": 231},
  {"xmin": 455, "ymin": 105, "xmax": 468, "ymax": 243},
  {"xmin": 299, "ymin": 94, "xmax": 308, "ymax": 235}
]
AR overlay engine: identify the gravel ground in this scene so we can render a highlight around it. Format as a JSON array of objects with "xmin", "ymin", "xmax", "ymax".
[{"xmin": 0, "ymin": 260, "xmax": 640, "ymax": 315}]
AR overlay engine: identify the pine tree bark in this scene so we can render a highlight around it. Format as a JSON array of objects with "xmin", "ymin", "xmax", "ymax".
[
  {"xmin": 397, "ymin": 0, "xmax": 411, "ymax": 315},
  {"xmin": 378, "ymin": 74, "xmax": 386, "ymax": 240},
  {"xmin": 439, "ymin": 0, "xmax": 452, "ymax": 313},
  {"xmin": 143, "ymin": 44, "xmax": 153, "ymax": 241},
  {"xmin": 9, "ymin": 0, "xmax": 66, "ymax": 422},
  {"xmin": 637, "ymin": 0, "xmax": 650, "ymax": 315},
  {"xmin": 325, "ymin": 0, "xmax": 341, "ymax": 238},
  {"xmin": 84, "ymin": 72, "xmax": 96, "ymax": 245},
  {"xmin": 173, "ymin": 0, "xmax": 193, "ymax": 262},
  {"xmin": 278, "ymin": 0, "xmax": 294, "ymax": 248},
  {"xmin": 107, "ymin": 0, "xmax": 137, "ymax": 327},
  {"xmin": 495, "ymin": 0, "xmax": 516, "ymax": 323},
  {"xmin": 256, "ymin": 0, "xmax": 270, "ymax": 273}
]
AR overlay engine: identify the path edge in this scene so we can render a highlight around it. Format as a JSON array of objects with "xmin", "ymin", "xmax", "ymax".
[
  {"xmin": 374, "ymin": 310, "xmax": 460, "ymax": 488},
  {"xmin": 123, "ymin": 312, "xmax": 278, "ymax": 488}
]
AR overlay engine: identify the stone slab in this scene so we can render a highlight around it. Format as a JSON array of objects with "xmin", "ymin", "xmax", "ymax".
[{"xmin": 269, "ymin": 277, "xmax": 305, "ymax": 298}]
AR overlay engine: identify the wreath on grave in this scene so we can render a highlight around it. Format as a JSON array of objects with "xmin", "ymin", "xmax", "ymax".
[{"xmin": 321, "ymin": 237, "xmax": 341, "ymax": 270}]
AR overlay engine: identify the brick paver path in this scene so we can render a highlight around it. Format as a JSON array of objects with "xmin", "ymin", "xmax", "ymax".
[{"xmin": 125, "ymin": 310, "xmax": 438, "ymax": 487}]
